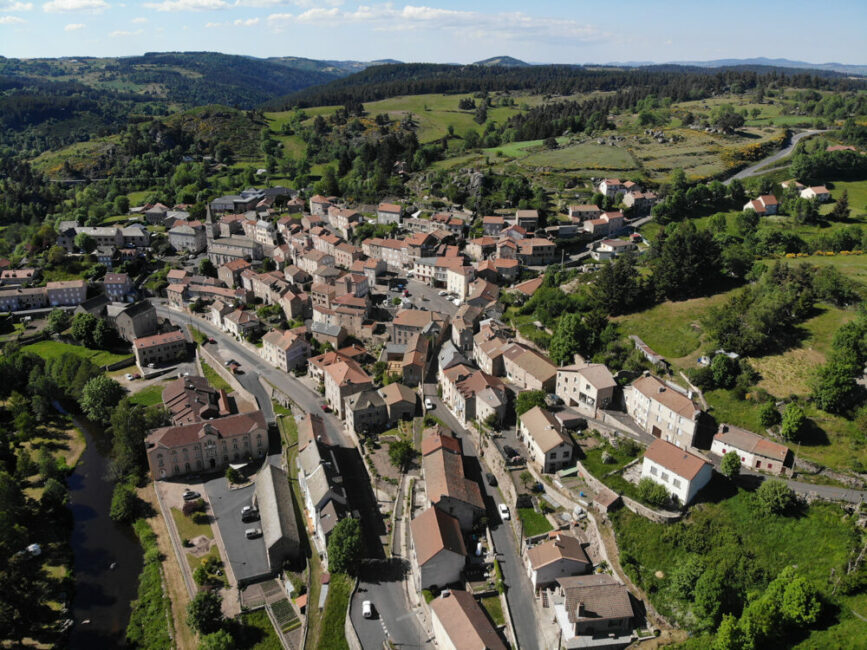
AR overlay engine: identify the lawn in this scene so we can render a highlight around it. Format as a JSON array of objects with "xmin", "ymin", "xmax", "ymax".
[
  {"xmin": 517, "ymin": 507, "xmax": 553, "ymax": 537},
  {"xmin": 129, "ymin": 383, "xmax": 168, "ymax": 407},
  {"xmin": 612, "ymin": 487, "xmax": 860, "ymax": 635},
  {"xmin": 170, "ymin": 507, "xmax": 214, "ymax": 541},
  {"xmin": 615, "ymin": 291, "xmax": 733, "ymax": 359},
  {"xmin": 521, "ymin": 142, "xmax": 637, "ymax": 171},
  {"xmin": 22, "ymin": 340, "xmax": 132, "ymax": 368},
  {"xmin": 186, "ymin": 544, "xmax": 220, "ymax": 572},
  {"xmin": 580, "ymin": 438, "xmax": 642, "ymax": 479},
  {"xmin": 315, "ymin": 572, "xmax": 351, "ymax": 650},
  {"xmin": 480, "ymin": 595, "xmax": 505, "ymax": 627},
  {"xmin": 201, "ymin": 360, "xmax": 233, "ymax": 392},
  {"xmin": 236, "ymin": 609, "xmax": 283, "ymax": 650}
]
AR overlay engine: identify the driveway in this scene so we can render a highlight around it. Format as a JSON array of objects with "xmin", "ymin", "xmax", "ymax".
[
  {"xmin": 350, "ymin": 560, "xmax": 433, "ymax": 649},
  {"xmin": 204, "ymin": 475, "xmax": 271, "ymax": 585},
  {"xmin": 724, "ymin": 129, "xmax": 826, "ymax": 184}
]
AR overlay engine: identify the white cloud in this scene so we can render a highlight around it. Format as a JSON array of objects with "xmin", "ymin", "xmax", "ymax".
[
  {"xmin": 143, "ymin": 0, "xmax": 228, "ymax": 11},
  {"xmin": 64, "ymin": 21, "xmax": 84, "ymax": 29},
  {"xmin": 233, "ymin": 16, "xmax": 257, "ymax": 25},
  {"xmin": 0, "ymin": 13, "xmax": 25, "ymax": 21},
  {"xmin": 110, "ymin": 27, "xmax": 142, "ymax": 36},
  {"xmin": 1, "ymin": 1, "xmax": 33, "ymax": 11},
  {"xmin": 43, "ymin": 0, "xmax": 108, "ymax": 12},
  {"xmin": 234, "ymin": 0, "xmax": 341, "ymax": 6},
  {"xmin": 131, "ymin": 15, "xmax": 147, "ymax": 22},
  {"xmin": 266, "ymin": 4, "xmax": 605, "ymax": 43}
]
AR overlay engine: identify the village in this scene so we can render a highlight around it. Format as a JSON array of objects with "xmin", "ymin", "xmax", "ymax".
[{"xmin": 0, "ymin": 166, "xmax": 848, "ymax": 650}]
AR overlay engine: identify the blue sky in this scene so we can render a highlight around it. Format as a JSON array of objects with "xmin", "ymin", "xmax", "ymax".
[{"xmin": 1, "ymin": 0, "xmax": 865, "ymax": 64}]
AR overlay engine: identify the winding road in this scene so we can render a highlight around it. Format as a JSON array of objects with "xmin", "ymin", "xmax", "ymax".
[{"xmin": 724, "ymin": 129, "xmax": 826, "ymax": 184}]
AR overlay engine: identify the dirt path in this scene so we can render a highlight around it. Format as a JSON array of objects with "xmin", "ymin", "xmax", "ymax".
[{"xmin": 137, "ymin": 485, "xmax": 198, "ymax": 650}]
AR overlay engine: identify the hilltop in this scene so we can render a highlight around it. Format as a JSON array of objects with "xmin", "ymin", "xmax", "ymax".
[{"xmin": 473, "ymin": 56, "xmax": 530, "ymax": 67}]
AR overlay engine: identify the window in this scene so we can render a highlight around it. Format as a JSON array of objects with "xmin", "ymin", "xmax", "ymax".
[
  {"xmin": 672, "ymin": 478, "xmax": 681, "ymax": 488},
  {"xmin": 650, "ymin": 466, "xmax": 658, "ymax": 476},
  {"xmin": 661, "ymin": 472, "xmax": 669, "ymax": 482}
]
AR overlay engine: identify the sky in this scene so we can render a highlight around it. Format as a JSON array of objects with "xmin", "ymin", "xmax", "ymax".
[{"xmin": 1, "ymin": 0, "xmax": 865, "ymax": 64}]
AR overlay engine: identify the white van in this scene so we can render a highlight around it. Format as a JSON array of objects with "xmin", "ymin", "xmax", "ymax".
[{"xmin": 362, "ymin": 600, "xmax": 373, "ymax": 618}]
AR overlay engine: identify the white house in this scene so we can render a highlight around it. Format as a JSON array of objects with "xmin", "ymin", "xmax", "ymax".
[
  {"xmin": 409, "ymin": 506, "xmax": 467, "ymax": 590},
  {"xmin": 589, "ymin": 238, "xmax": 637, "ymax": 261},
  {"xmin": 261, "ymin": 329, "xmax": 310, "ymax": 372},
  {"xmin": 517, "ymin": 406, "xmax": 573, "ymax": 473},
  {"xmin": 598, "ymin": 178, "xmax": 627, "ymax": 198},
  {"xmin": 800, "ymin": 186, "xmax": 831, "ymax": 202},
  {"xmin": 526, "ymin": 532, "xmax": 591, "ymax": 590},
  {"xmin": 555, "ymin": 363, "xmax": 617, "ymax": 418},
  {"xmin": 711, "ymin": 424, "xmax": 793, "ymax": 476},
  {"xmin": 624, "ymin": 374, "xmax": 701, "ymax": 449},
  {"xmin": 377, "ymin": 202, "xmax": 402, "ymax": 225},
  {"xmin": 641, "ymin": 439, "xmax": 712, "ymax": 505}
]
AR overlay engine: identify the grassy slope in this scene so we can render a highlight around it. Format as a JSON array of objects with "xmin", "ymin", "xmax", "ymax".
[{"xmin": 22, "ymin": 340, "xmax": 131, "ymax": 367}]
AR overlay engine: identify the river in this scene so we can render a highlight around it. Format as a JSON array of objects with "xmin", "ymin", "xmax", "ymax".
[{"xmin": 66, "ymin": 414, "xmax": 143, "ymax": 649}]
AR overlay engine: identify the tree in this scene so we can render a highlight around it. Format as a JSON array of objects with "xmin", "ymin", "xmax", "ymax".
[
  {"xmin": 759, "ymin": 401, "xmax": 781, "ymax": 428},
  {"xmin": 781, "ymin": 575, "xmax": 821, "ymax": 626},
  {"xmin": 543, "ymin": 136, "xmax": 558, "ymax": 149},
  {"xmin": 830, "ymin": 189, "xmax": 849, "ymax": 221},
  {"xmin": 810, "ymin": 360, "xmax": 860, "ymax": 414},
  {"xmin": 714, "ymin": 614, "xmax": 747, "ymax": 650},
  {"xmin": 113, "ymin": 195, "xmax": 130, "ymax": 215},
  {"xmin": 110, "ymin": 483, "xmax": 137, "ymax": 523},
  {"xmin": 81, "ymin": 375, "xmax": 125, "ymax": 424},
  {"xmin": 474, "ymin": 102, "xmax": 488, "ymax": 125},
  {"xmin": 46, "ymin": 308, "xmax": 71, "ymax": 334},
  {"xmin": 74, "ymin": 232, "xmax": 97, "ymax": 253},
  {"xmin": 388, "ymin": 440, "xmax": 415, "ymax": 471},
  {"xmin": 592, "ymin": 253, "xmax": 642, "ymax": 316},
  {"xmin": 720, "ymin": 451, "xmax": 742, "ymax": 479},
  {"xmin": 198, "ymin": 629, "xmax": 235, "ymax": 650},
  {"xmin": 327, "ymin": 517, "xmax": 363, "ymax": 575},
  {"xmin": 515, "ymin": 390, "xmax": 546, "ymax": 417},
  {"xmin": 780, "ymin": 403, "xmax": 805, "ymax": 441},
  {"xmin": 711, "ymin": 354, "xmax": 739, "ymax": 389},
  {"xmin": 41, "ymin": 477, "xmax": 68, "ymax": 514},
  {"xmin": 70, "ymin": 312, "xmax": 98, "ymax": 346},
  {"xmin": 225, "ymin": 467, "xmax": 243, "ymax": 484},
  {"xmin": 755, "ymin": 479, "xmax": 795, "ymax": 515},
  {"xmin": 47, "ymin": 245, "xmax": 66, "ymax": 266},
  {"xmin": 668, "ymin": 554, "xmax": 704, "ymax": 600},
  {"xmin": 186, "ymin": 590, "xmax": 224, "ymax": 634},
  {"xmin": 549, "ymin": 312, "xmax": 588, "ymax": 365},
  {"xmin": 199, "ymin": 258, "xmax": 217, "ymax": 278},
  {"xmin": 712, "ymin": 104, "xmax": 745, "ymax": 132},
  {"xmin": 637, "ymin": 477, "xmax": 669, "ymax": 507}
]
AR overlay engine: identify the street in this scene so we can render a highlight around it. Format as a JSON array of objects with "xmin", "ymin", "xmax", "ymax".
[{"xmin": 724, "ymin": 129, "xmax": 826, "ymax": 184}]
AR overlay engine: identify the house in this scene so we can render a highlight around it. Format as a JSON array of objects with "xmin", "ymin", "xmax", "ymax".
[
  {"xmin": 223, "ymin": 309, "xmax": 260, "ymax": 340},
  {"xmin": 451, "ymin": 304, "xmax": 483, "ymax": 353},
  {"xmin": 162, "ymin": 375, "xmax": 230, "ymax": 425},
  {"xmin": 261, "ymin": 329, "xmax": 311, "ymax": 372},
  {"xmin": 106, "ymin": 301, "xmax": 158, "ymax": 342},
  {"xmin": 391, "ymin": 309, "xmax": 446, "ymax": 346},
  {"xmin": 482, "ymin": 215, "xmax": 505, "ymax": 236},
  {"xmin": 641, "ymin": 438, "xmax": 712, "ymax": 505},
  {"xmin": 46, "ymin": 280, "xmax": 87, "ymax": 307},
  {"xmin": 518, "ymin": 406, "xmax": 573, "ymax": 473},
  {"xmin": 781, "ymin": 180, "xmax": 805, "ymax": 191},
  {"xmin": 410, "ymin": 506, "xmax": 467, "ymax": 591},
  {"xmin": 344, "ymin": 389, "xmax": 387, "ymax": 435},
  {"xmin": 255, "ymin": 463, "xmax": 302, "ymax": 573},
  {"xmin": 622, "ymin": 190, "xmax": 658, "ymax": 214},
  {"xmin": 589, "ymin": 238, "xmax": 637, "ymax": 261},
  {"xmin": 503, "ymin": 344, "xmax": 557, "ymax": 392},
  {"xmin": 310, "ymin": 321, "xmax": 346, "ymax": 349},
  {"xmin": 598, "ymin": 178, "xmax": 627, "ymax": 198},
  {"xmin": 800, "ymin": 186, "xmax": 832, "ymax": 202},
  {"xmin": 400, "ymin": 333, "xmax": 429, "ymax": 387},
  {"xmin": 516, "ymin": 238, "xmax": 556, "ymax": 266},
  {"xmin": 465, "ymin": 236, "xmax": 497, "ymax": 262},
  {"xmin": 555, "ymin": 364, "xmax": 617, "ymax": 418},
  {"xmin": 380, "ymin": 382, "xmax": 417, "ymax": 422},
  {"xmin": 422, "ymin": 430, "xmax": 485, "ymax": 530},
  {"xmin": 743, "ymin": 194, "xmax": 779, "ymax": 216},
  {"xmin": 134, "ymin": 331, "xmax": 187, "ymax": 369},
  {"xmin": 377, "ymin": 202, "xmax": 402, "ymax": 225},
  {"xmin": 297, "ymin": 250, "xmax": 335, "ymax": 275},
  {"xmin": 0, "ymin": 287, "xmax": 48, "ymax": 312},
  {"xmin": 322, "ymin": 356, "xmax": 373, "ymax": 419},
  {"xmin": 526, "ymin": 532, "xmax": 591, "ymax": 590},
  {"xmin": 218, "ymin": 259, "xmax": 252, "ymax": 289},
  {"xmin": 514, "ymin": 209, "xmax": 539, "ymax": 231},
  {"xmin": 0, "ymin": 268, "xmax": 39, "ymax": 286},
  {"xmin": 583, "ymin": 211, "xmax": 626, "ymax": 237},
  {"xmin": 207, "ymin": 236, "xmax": 263, "ymax": 266},
  {"xmin": 550, "ymin": 574, "xmax": 635, "ymax": 648},
  {"xmin": 210, "ymin": 300, "xmax": 233, "ymax": 329},
  {"xmin": 711, "ymin": 424, "xmax": 793, "ymax": 476},
  {"xmin": 568, "ymin": 204, "xmax": 603, "ymax": 221},
  {"xmin": 624, "ymin": 375, "xmax": 701, "ymax": 449},
  {"xmin": 145, "ymin": 411, "xmax": 267, "ymax": 479},
  {"xmin": 297, "ymin": 434, "xmax": 347, "ymax": 556},
  {"xmin": 168, "ymin": 221, "xmax": 207, "ymax": 253},
  {"xmin": 103, "ymin": 273, "xmax": 133, "ymax": 301},
  {"xmin": 512, "ymin": 276, "xmax": 544, "ymax": 299},
  {"xmin": 441, "ymin": 365, "xmax": 508, "ymax": 429},
  {"xmin": 429, "ymin": 589, "xmax": 506, "ymax": 650},
  {"xmin": 309, "ymin": 194, "xmax": 332, "ymax": 216}
]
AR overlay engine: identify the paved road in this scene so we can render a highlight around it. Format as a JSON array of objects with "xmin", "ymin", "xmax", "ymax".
[
  {"xmin": 154, "ymin": 302, "xmax": 347, "ymax": 447},
  {"xmin": 724, "ymin": 129, "xmax": 826, "ymax": 184},
  {"xmin": 422, "ymin": 383, "xmax": 542, "ymax": 650},
  {"xmin": 350, "ymin": 560, "xmax": 433, "ymax": 649}
]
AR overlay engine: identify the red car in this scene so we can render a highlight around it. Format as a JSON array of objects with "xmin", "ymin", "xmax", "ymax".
[{"xmin": 320, "ymin": 404, "xmax": 331, "ymax": 412}]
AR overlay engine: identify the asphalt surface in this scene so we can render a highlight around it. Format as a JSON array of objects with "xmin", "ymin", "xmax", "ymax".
[
  {"xmin": 204, "ymin": 476, "xmax": 271, "ymax": 585},
  {"xmin": 350, "ymin": 559, "xmax": 433, "ymax": 649},
  {"xmin": 724, "ymin": 129, "xmax": 825, "ymax": 184},
  {"xmin": 422, "ymin": 381, "xmax": 542, "ymax": 650}
]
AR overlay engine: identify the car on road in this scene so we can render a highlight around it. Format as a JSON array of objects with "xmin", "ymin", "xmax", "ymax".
[
  {"xmin": 182, "ymin": 490, "xmax": 200, "ymax": 501},
  {"xmin": 321, "ymin": 404, "xmax": 331, "ymax": 412},
  {"xmin": 208, "ymin": 338, "xmax": 216, "ymax": 344},
  {"xmin": 485, "ymin": 472, "xmax": 498, "ymax": 487},
  {"xmin": 438, "ymin": 290, "xmax": 448, "ymax": 296},
  {"xmin": 424, "ymin": 397, "xmax": 434, "ymax": 410},
  {"xmin": 503, "ymin": 445, "xmax": 520, "ymax": 458},
  {"xmin": 452, "ymin": 298, "xmax": 461, "ymax": 306},
  {"xmin": 245, "ymin": 528, "xmax": 262, "ymax": 539},
  {"xmin": 124, "ymin": 373, "xmax": 134, "ymax": 380},
  {"xmin": 498, "ymin": 504, "xmax": 510, "ymax": 521},
  {"xmin": 241, "ymin": 506, "xmax": 259, "ymax": 522},
  {"xmin": 224, "ymin": 359, "xmax": 237, "ymax": 367},
  {"xmin": 362, "ymin": 600, "xmax": 374, "ymax": 618}
]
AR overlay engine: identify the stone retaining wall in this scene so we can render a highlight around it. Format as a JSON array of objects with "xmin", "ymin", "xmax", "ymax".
[{"xmin": 197, "ymin": 345, "xmax": 259, "ymax": 409}]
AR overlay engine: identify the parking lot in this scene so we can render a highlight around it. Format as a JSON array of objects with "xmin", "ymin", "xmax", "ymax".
[{"xmin": 204, "ymin": 474, "xmax": 272, "ymax": 585}]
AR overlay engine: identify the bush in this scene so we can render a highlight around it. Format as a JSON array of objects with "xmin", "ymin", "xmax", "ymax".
[
  {"xmin": 759, "ymin": 401, "xmax": 781, "ymax": 428},
  {"xmin": 183, "ymin": 498, "xmax": 206, "ymax": 516},
  {"xmin": 110, "ymin": 483, "xmax": 138, "ymax": 523},
  {"xmin": 637, "ymin": 478, "xmax": 669, "ymax": 507},
  {"xmin": 755, "ymin": 479, "xmax": 796, "ymax": 515},
  {"xmin": 780, "ymin": 403, "xmax": 806, "ymax": 441},
  {"xmin": 225, "ymin": 467, "xmax": 243, "ymax": 484},
  {"xmin": 192, "ymin": 512, "xmax": 209, "ymax": 525},
  {"xmin": 720, "ymin": 451, "xmax": 741, "ymax": 478}
]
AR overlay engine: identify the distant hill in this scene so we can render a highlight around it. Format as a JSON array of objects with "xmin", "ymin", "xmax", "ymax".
[
  {"xmin": 597, "ymin": 57, "xmax": 867, "ymax": 77},
  {"xmin": 473, "ymin": 56, "xmax": 530, "ymax": 67}
]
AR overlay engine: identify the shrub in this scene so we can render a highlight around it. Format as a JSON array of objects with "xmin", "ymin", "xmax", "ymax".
[
  {"xmin": 637, "ymin": 478, "xmax": 669, "ymax": 507},
  {"xmin": 192, "ymin": 512, "xmax": 209, "ymax": 525},
  {"xmin": 183, "ymin": 498, "xmax": 206, "ymax": 516},
  {"xmin": 759, "ymin": 401, "xmax": 781, "ymax": 428},
  {"xmin": 755, "ymin": 479, "xmax": 796, "ymax": 515}
]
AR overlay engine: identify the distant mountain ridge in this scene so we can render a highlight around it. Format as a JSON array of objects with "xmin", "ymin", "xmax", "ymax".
[
  {"xmin": 473, "ymin": 56, "xmax": 530, "ymax": 67},
  {"xmin": 599, "ymin": 57, "xmax": 867, "ymax": 76}
]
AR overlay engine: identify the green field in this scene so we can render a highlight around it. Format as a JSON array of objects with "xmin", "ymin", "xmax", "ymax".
[
  {"xmin": 170, "ymin": 507, "xmax": 213, "ymax": 541},
  {"xmin": 22, "ymin": 340, "xmax": 132, "ymax": 368},
  {"xmin": 201, "ymin": 360, "xmax": 232, "ymax": 392},
  {"xmin": 480, "ymin": 595, "xmax": 505, "ymax": 627},
  {"xmin": 129, "ymin": 383, "xmax": 168, "ymax": 407},
  {"xmin": 517, "ymin": 507, "xmax": 553, "ymax": 537}
]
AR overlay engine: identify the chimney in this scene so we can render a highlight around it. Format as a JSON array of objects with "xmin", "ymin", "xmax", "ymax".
[
  {"xmin": 576, "ymin": 601, "xmax": 583, "ymax": 617},
  {"xmin": 658, "ymin": 386, "xmax": 665, "ymax": 393}
]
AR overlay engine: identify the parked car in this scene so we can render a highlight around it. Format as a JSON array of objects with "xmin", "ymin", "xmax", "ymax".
[
  {"xmin": 208, "ymin": 338, "xmax": 216, "ymax": 344},
  {"xmin": 485, "ymin": 472, "xmax": 498, "ymax": 487},
  {"xmin": 245, "ymin": 528, "xmax": 262, "ymax": 539},
  {"xmin": 362, "ymin": 600, "xmax": 374, "ymax": 618},
  {"xmin": 503, "ymin": 445, "xmax": 520, "ymax": 458},
  {"xmin": 124, "ymin": 373, "xmax": 134, "ymax": 381},
  {"xmin": 321, "ymin": 404, "xmax": 331, "ymax": 412},
  {"xmin": 498, "ymin": 504, "xmax": 510, "ymax": 521},
  {"xmin": 438, "ymin": 290, "xmax": 448, "ymax": 296},
  {"xmin": 424, "ymin": 397, "xmax": 434, "ymax": 410},
  {"xmin": 182, "ymin": 490, "xmax": 200, "ymax": 501},
  {"xmin": 241, "ymin": 506, "xmax": 259, "ymax": 522}
]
